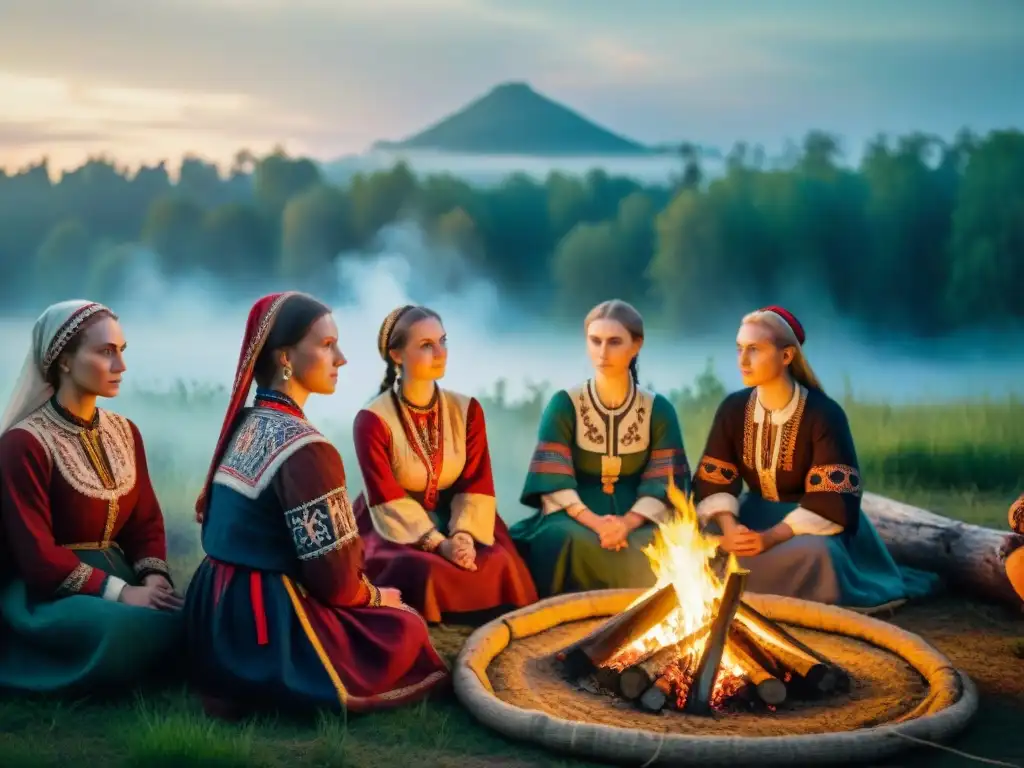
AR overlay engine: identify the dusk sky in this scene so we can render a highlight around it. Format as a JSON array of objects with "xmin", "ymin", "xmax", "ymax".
[{"xmin": 1, "ymin": 0, "xmax": 1022, "ymax": 173}]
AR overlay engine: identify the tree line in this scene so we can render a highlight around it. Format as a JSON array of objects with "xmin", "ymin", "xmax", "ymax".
[{"xmin": 1, "ymin": 128, "xmax": 1021, "ymax": 334}]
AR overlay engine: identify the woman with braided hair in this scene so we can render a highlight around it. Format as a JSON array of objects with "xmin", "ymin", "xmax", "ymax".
[
  {"xmin": 351, "ymin": 305, "xmax": 537, "ymax": 624},
  {"xmin": 182, "ymin": 293, "xmax": 448, "ymax": 718},
  {"xmin": 692, "ymin": 305, "xmax": 939, "ymax": 609},
  {"xmin": 510, "ymin": 299, "xmax": 692, "ymax": 597}
]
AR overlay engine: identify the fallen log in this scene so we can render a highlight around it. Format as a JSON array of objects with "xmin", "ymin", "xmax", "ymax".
[{"xmin": 862, "ymin": 491, "xmax": 1024, "ymax": 608}]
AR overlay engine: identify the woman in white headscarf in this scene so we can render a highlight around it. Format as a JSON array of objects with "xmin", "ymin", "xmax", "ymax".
[{"xmin": 0, "ymin": 300, "xmax": 183, "ymax": 694}]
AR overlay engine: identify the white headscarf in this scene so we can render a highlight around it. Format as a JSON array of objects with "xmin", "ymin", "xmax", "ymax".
[{"xmin": 0, "ymin": 300, "xmax": 113, "ymax": 434}]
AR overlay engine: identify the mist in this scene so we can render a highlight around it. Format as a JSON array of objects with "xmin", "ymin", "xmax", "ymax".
[{"xmin": 1, "ymin": 222, "xmax": 1022, "ymax": 549}]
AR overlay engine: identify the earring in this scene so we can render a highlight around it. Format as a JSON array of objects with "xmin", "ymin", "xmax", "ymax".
[
  {"xmin": 61, "ymin": 365, "xmax": 70, "ymax": 373},
  {"xmin": 282, "ymin": 366, "xmax": 292, "ymax": 382}
]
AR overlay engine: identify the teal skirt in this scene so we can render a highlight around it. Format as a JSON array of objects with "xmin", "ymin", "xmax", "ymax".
[
  {"xmin": 0, "ymin": 548, "xmax": 183, "ymax": 695},
  {"xmin": 735, "ymin": 497, "xmax": 941, "ymax": 609},
  {"xmin": 510, "ymin": 479, "xmax": 659, "ymax": 598}
]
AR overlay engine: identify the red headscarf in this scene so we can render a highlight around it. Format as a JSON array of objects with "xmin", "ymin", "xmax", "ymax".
[
  {"xmin": 195, "ymin": 292, "xmax": 298, "ymax": 522},
  {"xmin": 759, "ymin": 305, "xmax": 806, "ymax": 346}
]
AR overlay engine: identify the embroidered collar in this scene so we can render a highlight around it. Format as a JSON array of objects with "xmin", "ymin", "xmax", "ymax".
[
  {"xmin": 755, "ymin": 383, "xmax": 805, "ymax": 425},
  {"xmin": 586, "ymin": 378, "xmax": 636, "ymax": 417},
  {"xmin": 254, "ymin": 387, "xmax": 305, "ymax": 419},
  {"xmin": 49, "ymin": 395, "xmax": 100, "ymax": 431}
]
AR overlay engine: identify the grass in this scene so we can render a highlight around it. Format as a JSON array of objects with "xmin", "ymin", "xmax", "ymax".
[{"xmin": 2, "ymin": 373, "xmax": 1023, "ymax": 767}]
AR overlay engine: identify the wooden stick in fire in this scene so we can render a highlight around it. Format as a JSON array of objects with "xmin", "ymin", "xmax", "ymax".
[
  {"xmin": 732, "ymin": 604, "xmax": 839, "ymax": 694},
  {"xmin": 725, "ymin": 629, "xmax": 787, "ymax": 706},
  {"xmin": 683, "ymin": 565, "xmax": 749, "ymax": 716},
  {"xmin": 736, "ymin": 602, "xmax": 851, "ymax": 692},
  {"xmin": 618, "ymin": 621, "xmax": 713, "ymax": 700},
  {"xmin": 557, "ymin": 582, "xmax": 680, "ymax": 678}
]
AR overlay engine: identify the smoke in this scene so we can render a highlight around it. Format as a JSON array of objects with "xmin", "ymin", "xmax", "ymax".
[{"xmin": 1, "ymin": 220, "xmax": 1022, "ymax": 563}]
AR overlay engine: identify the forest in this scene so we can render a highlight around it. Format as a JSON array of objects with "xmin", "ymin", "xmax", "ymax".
[{"xmin": 0, "ymin": 128, "xmax": 1022, "ymax": 336}]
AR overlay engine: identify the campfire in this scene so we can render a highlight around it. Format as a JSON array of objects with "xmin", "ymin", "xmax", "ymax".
[{"xmin": 557, "ymin": 482, "xmax": 850, "ymax": 715}]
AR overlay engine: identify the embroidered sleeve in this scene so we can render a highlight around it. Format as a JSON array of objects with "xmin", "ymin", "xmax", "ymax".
[
  {"xmin": 0, "ymin": 428, "xmax": 110, "ymax": 600},
  {"xmin": 521, "ymin": 390, "xmax": 581, "ymax": 514},
  {"xmin": 633, "ymin": 394, "xmax": 691, "ymax": 525},
  {"xmin": 798, "ymin": 401, "xmax": 861, "ymax": 531},
  {"xmin": 115, "ymin": 420, "xmax": 171, "ymax": 584},
  {"xmin": 1009, "ymin": 493, "xmax": 1024, "ymax": 535},
  {"xmin": 353, "ymin": 409, "xmax": 441, "ymax": 546},
  {"xmin": 272, "ymin": 441, "xmax": 372, "ymax": 608},
  {"xmin": 694, "ymin": 394, "xmax": 745, "ymax": 524},
  {"xmin": 447, "ymin": 398, "xmax": 497, "ymax": 545}
]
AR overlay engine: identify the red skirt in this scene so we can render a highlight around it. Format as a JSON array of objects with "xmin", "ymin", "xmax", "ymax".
[
  {"xmin": 354, "ymin": 494, "xmax": 538, "ymax": 623},
  {"xmin": 184, "ymin": 558, "xmax": 450, "ymax": 713}
]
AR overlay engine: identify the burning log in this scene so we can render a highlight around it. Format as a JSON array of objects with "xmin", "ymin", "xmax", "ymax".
[
  {"xmin": 557, "ymin": 583, "xmax": 680, "ymax": 678},
  {"xmin": 638, "ymin": 675, "xmax": 672, "ymax": 713},
  {"xmin": 734, "ymin": 603, "xmax": 840, "ymax": 694},
  {"xmin": 726, "ymin": 630, "xmax": 787, "ymax": 706},
  {"xmin": 684, "ymin": 566, "xmax": 748, "ymax": 716},
  {"xmin": 618, "ymin": 622, "xmax": 712, "ymax": 700}
]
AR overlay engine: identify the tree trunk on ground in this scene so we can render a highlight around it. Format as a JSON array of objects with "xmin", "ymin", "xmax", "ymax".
[{"xmin": 861, "ymin": 492, "xmax": 1024, "ymax": 608}]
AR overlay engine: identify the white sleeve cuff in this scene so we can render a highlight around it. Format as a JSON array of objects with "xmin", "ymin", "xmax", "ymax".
[
  {"xmin": 783, "ymin": 506, "xmax": 844, "ymax": 536},
  {"xmin": 102, "ymin": 575, "xmax": 128, "ymax": 602},
  {"xmin": 541, "ymin": 489, "xmax": 583, "ymax": 515},
  {"xmin": 695, "ymin": 492, "xmax": 740, "ymax": 525},
  {"xmin": 630, "ymin": 496, "xmax": 670, "ymax": 525}
]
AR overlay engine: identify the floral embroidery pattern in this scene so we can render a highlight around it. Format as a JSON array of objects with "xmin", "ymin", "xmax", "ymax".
[{"xmin": 577, "ymin": 390, "xmax": 604, "ymax": 445}]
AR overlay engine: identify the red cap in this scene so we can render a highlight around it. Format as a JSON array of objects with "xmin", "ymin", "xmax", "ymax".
[{"xmin": 759, "ymin": 305, "xmax": 806, "ymax": 345}]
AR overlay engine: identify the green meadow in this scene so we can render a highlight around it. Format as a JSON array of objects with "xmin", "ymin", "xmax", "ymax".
[{"xmin": 2, "ymin": 370, "xmax": 1022, "ymax": 768}]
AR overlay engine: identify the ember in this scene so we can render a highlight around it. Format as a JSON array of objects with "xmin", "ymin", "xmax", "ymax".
[{"xmin": 558, "ymin": 480, "xmax": 849, "ymax": 714}]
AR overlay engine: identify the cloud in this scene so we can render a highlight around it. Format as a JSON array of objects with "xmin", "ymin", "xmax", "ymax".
[
  {"xmin": 0, "ymin": 121, "xmax": 110, "ymax": 149},
  {"xmin": 0, "ymin": 0, "xmax": 1020, "ymax": 168}
]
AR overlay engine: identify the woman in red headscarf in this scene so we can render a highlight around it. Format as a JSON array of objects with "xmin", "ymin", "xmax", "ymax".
[
  {"xmin": 350, "ymin": 305, "xmax": 537, "ymax": 623},
  {"xmin": 182, "ymin": 293, "xmax": 449, "ymax": 717},
  {"xmin": 691, "ymin": 306, "xmax": 939, "ymax": 609}
]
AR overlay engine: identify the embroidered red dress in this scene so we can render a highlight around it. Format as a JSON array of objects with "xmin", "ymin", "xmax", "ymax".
[
  {"xmin": 183, "ymin": 389, "xmax": 450, "ymax": 712},
  {"xmin": 0, "ymin": 398, "xmax": 180, "ymax": 693},
  {"xmin": 352, "ymin": 386, "xmax": 537, "ymax": 623}
]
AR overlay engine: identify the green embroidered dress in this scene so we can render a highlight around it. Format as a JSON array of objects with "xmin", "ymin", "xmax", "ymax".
[{"xmin": 509, "ymin": 380, "xmax": 690, "ymax": 597}]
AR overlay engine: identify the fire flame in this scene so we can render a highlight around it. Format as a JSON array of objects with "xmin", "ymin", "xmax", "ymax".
[{"xmin": 609, "ymin": 477, "xmax": 745, "ymax": 702}]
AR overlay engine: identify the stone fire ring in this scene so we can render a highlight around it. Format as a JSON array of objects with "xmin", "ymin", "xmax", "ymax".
[{"xmin": 453, "ymin": 589, "xmax": 977, "ymax": 766}]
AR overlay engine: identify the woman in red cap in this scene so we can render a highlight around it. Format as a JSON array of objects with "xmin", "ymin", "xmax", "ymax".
[
  {"xmin": 691, "ymin": 306, "xmax": 938, "ymax": 609},
  {"xmin": 183, "ymin": 293, "xmax": 448, "ymax": 717},
  {"xmin": 351, "ymin": 305, "xmax": 537, "ymax": 623}
]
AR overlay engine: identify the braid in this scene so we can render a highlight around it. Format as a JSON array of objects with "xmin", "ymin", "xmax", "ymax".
[
  {"xmin": 629, "ymin": 356, "xmax": 640, "ymax": 386},
  {"xmin": 379, "ymin": 360, "xmax": 398, "ymax": 395}
]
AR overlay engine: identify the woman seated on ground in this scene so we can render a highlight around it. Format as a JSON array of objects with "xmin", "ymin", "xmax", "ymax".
[
  {"xmin": 183, "ymin": 293, "xmax": 449, "ymax": 717},
  {"xmin": 509, "ymin": 299, "xmax": 691, "ymax": 598},
  {"xmin": 1007, "ymin": 493, "xmax": 1024, "ymax": 604},
  {"xmin": 351, "ymin": 305, "xmax": 537, "ymax": 624},
  {"xmin": 692, "ymin": 305, "xmax": 938, "ymax": 610},
  {"xmin": 0, "ymin": 300, "xmax": 182, "ymax": 695}
]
